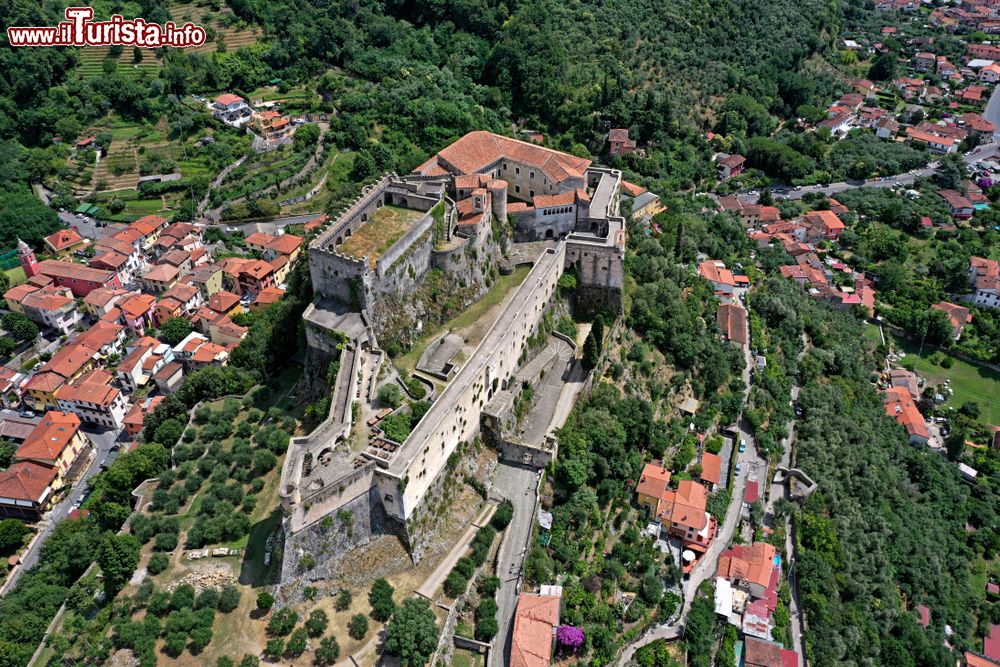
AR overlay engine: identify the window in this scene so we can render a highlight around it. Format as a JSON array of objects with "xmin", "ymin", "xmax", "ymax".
[
  {"xmin": 515, "ymin": 185, "xmax": 520, "ymax": 193},
  {"xmin": 530, "ymin": 190, "xmax": 535, "ymax": 198},
  {"xmin": 515, "ymin": 167, "xmax": 520, "ymax": 175},
  {"xmin": 529, "ymin": 171, "xmax": 534, "ymax": 179}
]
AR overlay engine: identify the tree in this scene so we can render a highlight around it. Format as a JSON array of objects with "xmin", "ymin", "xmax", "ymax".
[
  {"xmin": 959, "ymin": 402, "xmax": 981, "ymax": 420},
  {"xmin": 491, "ymin": 501, "xmax": 513, "ymax": 530},
  {"xmin": 0, "ymin": 519, "xmax": 28, "ymax": 555},
  {"xmin": 349, "ymin": 613, "xmax": 369, "ymax": 640},
  {"xmin": 159, "ymin": 317, "xmax": 193, "ymax": 346},
  {"xmin": 264, "ymin": 638, "xmax": 284, "ymax": 659},
  {"xmin": 0, "ymin": 272, "xmax": 8, "ymax": 295},
  {"xmin": 239, "ymin": 655, "xmax": 260, "ymax": 667},
  {"xmin": 316, "ymin": 636, "xmax": 341, "ymax": 665},
  {"xmin": 335, "ymin": 589, "xmax": 352, "ymax": 611},
  {"xmin": 256, "ymin": 591, "xmax": 275, "ymax": 611},
  {"xmin": 305, "ymin": 609, "xmax": 329, "ymax": 637},
  {"xmin": 868, "ymin": 52, "xmax": 897, "ymax": 81},
  {"xmin": 935, "ymin": 154, "xmax": 966, "ymax": 191},
  {"xmin": 384, "ymin": 598, "xmax": 440, "ymax": 667},
  {"xmin": 147, "ymin": 552, "xmax": 169, "ymax": 575},
  {"xmin": 97, "ymin": 532, "xmax": 141, "ymax": 596},
  {"xmin": 1, "ymin": 312, "xmax": 38, "ymax": 342},
  {"xmin": 369, "ymin": 578, "xmax": 396, "ymax": 622},
  {"xmin": 266, "ymin": 607, "xmax": 298, "ymax": 636},
  {"xmin": 582, "ymin": 330, "xmax": 600, "ymax": 370},
  {"xmin": 219, "ymin": 585, "xmax": 241, "ymax": 613},
  {"xmin": 285, "ymin": 627, "xmax": 307, "ymax": 657},
  {"xmin": 378, "ymin": 383, "xmax": 403, "ymax": 407}
]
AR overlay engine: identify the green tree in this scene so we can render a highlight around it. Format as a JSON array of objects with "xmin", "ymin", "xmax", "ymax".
[
  {"xmin": 147, "ymin": 552, "xmax": 169, "ymax": 575},
  {"xmin": 159, "ymin": 317, "xmax": 194, "ymax": 346},
  {"xmin": 384, "ymin": 598, "xmax": 440, "ymax": 667},
  {"xmin": 378, "ymin": 383, "xmax": 403, "ymax": 407},
  {"xmin": 305, "ymin": 609, "xmax": 329, "ymax": 637},
  {"xmin": 218, "ymin": 585, "xmax": 241, "ymax": 613},
  {"xmin": 315, "ymin": 636, "xmax": 341, "ymax": 665},
  {"xmin": 1, "ymin": 312, "xmax": 38, "ymax": 342},
  {"xmin": 349, "ymin": 613, "xmax": 369, "ymax": 640},
  {"xmin": 868, "ymin": 52, "xmax": 897, "ymax": 81},
  {"xmin": 284, "ymin": 627, "xmax": 307, "ymax": 657},
  {"xmin": 0, "ymin": 519, "xmax": 29, "ymax": 555},
  {"xmin": 97, "ymin": 532, "xmax": 141, "ymax": 597},
  {"xmin": 256, "ymin": 591, "xmax": 275, "ymax": 611},
  {"xmin": 369, "ymin": 578, "xmax": 396, "ymax": 622},
  {"xmin": 264, "ymin": 637, "xmax": 284, "ymax": 659},
  {"xmin": 239, "ymin": 655, "xmax": 260, "ymax": 667},
  {"xmin": 335, "ymin": 589, "xmax": 353, "ymax": 611},
  {"xmin": 582, "ymin": 330, "xmax": 600, "ymax": 370}
]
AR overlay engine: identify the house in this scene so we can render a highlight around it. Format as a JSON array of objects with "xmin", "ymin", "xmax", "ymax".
[
  {"xmin": 716, "ymin": 153, "xmax": 746, "ymax": 179},
  {"xmin": 72, "ymin": 320, "xmax": 127, "ymax": 358},
  {"xmin": 699, "ymin": 452, "xmax": 722, "ymax": 491},
  {"xmin": 158, "ymin": 248, "xmax": 193, "ymax": 276},
  {"xmin": 141, "ymin": 264, "xmax": 180, "ymax": 293},
  {"xmin": 237, "ymin": 259, "xmax": 277, "ymax": 296},
  {"xmin": 123, "ymin": 396, "xmax": 165, "ymax": 438},
  {"xmin": 635, "ymin": 460, "xmax": 672, "ymax": 513},
  {"xmin": 717, "ymin": 303, "xmax": 748, "ymax": 347},
  {"xmin": 875, "ymin": 117, "xmax": 900, "ymax": 139},
  {"xmin": 933, "ymin": 301, "xmax": 973, "ymax": 339},
  {"xmin": 887, "ymin": 368, "xmax": 920, "ymax": 401},
  {"xmin": 213, "ymin": 93, "xmax": 251, "ymax": 125},
  {"xmin": 608, "ymin": 128, "xmax": 637, "ymax": 157},
  {"xmin": 717, "ymin": 542, "xmax": 778, "ymax": 599},
  {"xmin": 699, "ymin": 260, "xmax": 737, "ymax": 296},
  {"xmin": 208, "ymin": 316, "xmax": 248, "ymax": 347},
  {"xmin": 938, "ymin": 189, "xmax": 975, "ymax": 219},
  {"xmin": 885, "ymin": 386, "xmax": 930, "ymax": 445},
  {"xmin": 173, "ymin": 331, "xmax": 231, "ymax": 369},
  {"xmin": 187, "ymin": 264, "xmax": 224, "ymax": 298},
  {"xmin": 36, "ymin": 259, "xmax": 122, "ymax": 297},
  {"xmin": 966, "ymin": 652, "xmax": 1000, "ymax": 667},
  {"xmin": 127, "ymin": 214, "xmax": 169, "ymax": 249},
  {"xmin": 981, "ymin": 63, "xmax": 1000, "ymax": 83},
  {"xmin": 630, "ymin": 191, "xmax": 664, "ymax": 221},
  {"xmin": 959, "ymin": 112, "xmax": 997, "ymax": 139},
  {"xmin": 43, "ymin": 228, "xmax": 87, "ymax": 257},
  {"xmin": 803, "ymin": 210, "xmax": 846, "ymax": 240},
  {"xmin": 116, "ymin": 337, "xmax": 173, "ymax": 392},
  {"xmin": 118, "ymin": 293, "xmax": 157, "ymax": 334},
  {"xmin": 0, "ymin": 461, "xmax": 58, "ymax": 519},
  {"xmin": 13, "ymin": 411, "xmax": 88, "ymax": 488},
  {"xmin": 24, "ymin": 344, "xmax": 96, "ymax": 411},
  {"xmin": 17, "ymin": 286, "xmax": 82, "ymax": 335},
  {"xmin": 153, "ymin": 361, "xmax": 184, "ymax": 394},
  {"xmin": 82, "ymin": 287, "xmax": 129, "ymax": 317},
  {"xmin": 905, "ymin": 127, "xmax": 958, "ymax": 154},
  {"xmin": 658, "ymin": 479, "xmax": 716, "ymax": 553},
  {"xmin": 56, "ymin": 370, "xmax": 128, "ymax": 429},
  {"xmin": 206, "ymin": 290, "xmax": 243, "ymax": 319},
  {"xmin": 0, "ymin": 368, "xmax": 26, "ymax": 408},
  {"xmin": 510, "ymin": 593, "xmax": 561, "ymax": 667},
  {"xmin": 969, "ymin": 257, "xmax": 999, "ymax": 309},
  {"xmin": 252, "ymin": 286, "xmax": 285, "ymax": 312},
  {"xmin": 744, "ymin": 636, "xmax": 799, "ymax": 667}
]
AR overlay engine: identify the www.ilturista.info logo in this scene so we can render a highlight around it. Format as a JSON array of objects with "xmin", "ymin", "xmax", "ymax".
[{"xmin": 7, "ymin": 7, "xmax": 206, "ymax": 47}]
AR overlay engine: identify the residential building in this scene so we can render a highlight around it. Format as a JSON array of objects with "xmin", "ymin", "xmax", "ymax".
[
  {"xmin": 123, "ymin": 395, "xmax": 165, "ymax": 438},
  {"xmin": 208, "ymin": 316, "xmax": 248, "ymax": 347},
  {"xmin": 188, "ymin": 264, "xmax": 224, "ymax": 297},
  {"xmin": 43, "ymin": 228, "xmax": 87, "ymax": 257},
  {"xmin": 659, "ymin": 479, "xmax": 716, "ymax": 553},
  {"xmin": 82, "ymin": 287, "xmax": 130, "ymax": 317},
  {"xmin": 0, "ymin": 461, "xmax": 58, "ymax": 519},
  {"xmin": 885, "ymin": 386, "xmax": 930, "ymax": 445},
  {"xmin": 635, "ymin": 460, "xmax": 672, "ymax": 513},
  {"xmin": 141, "ymin": 264, "xmax": 180, "ymax": 293},
  {"xmin": 0, "ymin": 368, "xmax": 26, "ymax": 408},
  {"xmin": 237, "ymin": 259, "xmax": 277, "ymax": 296},
  {"xmin": 172, "ymin": 332, "xmax": 230, "ymax": 369},
  {"xmin": 803, "ymin": 210, "xmax": 846, "ymax": 240},
  {"xmin": 36, "ymin": 259, "xmax": 122, "ymax": 297},
  {"xmin": 969, "ymin": 257, "xmax": 1000, "ymax": 309},
  {"xmin": 117, "ymin": 337, "xmax": 174, "ymax": 392},
  {"xmin": 213, "ymin": 93, "xmax": 251, "ymax": 125},
  {"xmin": 717, "ymin": 542, "xmax": 778, "ymax": 599},
  {"xmin": 716, "ymin": 154, "xmax": 746, "ymax": 179},
  {"xmin": 744, "ymin": 636, "xmax": 799, "ymax": 667},
  {"xmin": 17, "ymin": 286, "xmax": 82, "ymax": 335},
  {"xmin": 119, "ymin": 293, "xmax": 158, "ymax": 335},
  {"xmin": 56, "ymin": 370, "xmax": 128, "ymax": 429},
  {"xmin": 154, "ymin": 361, "xmax": 184, "ymax": 394},
  {"xmin": 700, "ymin": 452, "xmax": 722, "ymax": 491},
  {"xmin": 24, "ymin": 343, "xmax": 96, "ymax": 411},
  {"xmin": 13, "ymin": 411, "xmax": 88, "ymax": 487},
  {"xmin": 933, "ymin": 301, "xmax": 973, "ymax": 339},
  {"xmin": 717, "ymin": 303, "xmax": 748, "ymax": 347},
  {"xmin": 162, "ymin": 282, "xmax": 204, "ymax": 314},
  {"xmin": 510, "ymin": 593, "xmax": 561, "ymax": 667},
  {"xmin": 939, "ymin": 189, "xmax": 975, "ymax": 219},
  {"xmin": 699, "ymin": 260, "xmax": 737, "ymax": 296},
  {"xmin": 128, "ymin": 214, "xmax": 169, "ymax": 250},
  {"xmin": 608, "ymin": 128, "xmax": 637, "ymax": 157},
  {"xmin": 72, "ymin": 320, "xmax": 127, "ymax": 358},
  {"xmin": 251, "ymin": 286, "xmax": 285, "ymax": 312},
  {"xmin": 905, "ymin": 127, "xmax": 958, "ymax": 154},
  {"xmin": 914, "ymin": 52, "xmax": 937, "ymax": 71},
  {"xmin": 244, "ymin": 232, "xmax": 304, "ymax": 263},
  {"xmin": 630, "ymin": 191, "xmax": 664, "ymax": 221}
]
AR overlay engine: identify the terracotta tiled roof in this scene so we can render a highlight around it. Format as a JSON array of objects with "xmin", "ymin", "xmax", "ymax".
[
  {"xmin": 15, "ymin": 411, "xmax": 81, "ymax": 462},
  {"xmin": 25, "ymin": 371, "xmax": 65, "ymax": 393},
  {"xmin": 143, "ymin": 264, "xmax": 180, "ymax": 284},
  {"xmin": 163, "ymin": 282, "xmax": 200, "ymax": 304},
  {"xmin": 636, "ymin": 461, "xmax": 671, "ymax": 499},
  {"xmin": 44, "ymin": 228, "xmax": 85, "ymax": 252},
  {"xmin": 207, "ymin": 291, "xmax": 240, "ymax": 313},
  {"xmin": 240, "ymin": 259, "xmax": 274, "ymax": 280},
  {"xmin": 38, "ymin": 259, "xmax": 116, "ymax": 284},
  {"xmin": 57, "ymin": 370, "xmax": 120, "ymax": 407},
  {"xmin": 89, "ymin": 250, "xmax": 129, "ymax": 271},
  {"xmin": 700, "ymin": 452, "xmax": 722, "ymax": 485},
  {"xmin": 254, "ymin": 286, "xmax": 285, "ymax": 306},
  {"xmin": 124, "ymin": 396, "xmax": 165, "ymax": 428},
  {"xmin": 129, "ymin": 215, "xmax": 168, "ymax": 236},
  {"xmin": 666, "ymin": 479, "xmax": 709, "ymax": 531},
  {"xmin": 416, "ymin": 131, "xmax": 591, "ymax": 185},
  {"xmin": 933, "ymin": 301, "xmax": 972, "ymax": 337},
  {"xmin": 510, "ymin": 594, "xmax": 560, "ymax": 667},
  {"xmin": 699, "ymin": 260, "xmax": 736, "ymax": 287},
  {"xmin": 884, "ymin": 386, "xmax": 929, "ymax": 440},
  {"xmin": 20, "ymin": 287, "xmax": 73, "ymax": 313},
  {"xmin": 717, "ymin": 542, "xmax": 776, "ymax": 590},
  {"xmin": 44, "ymin": 343, "xmax": 94, "ymax": 379},
  {"xmin": 72, "ymin": 321, "xmax": 124, "ymax": 352},
  {"xmin": 717, "ymin": 304, "xmax": 748, "ymax": 345},
  {"xmin": 0, "ymin": 461, "xmax": 57, "ymax": 504},
  {"xmin": 214, "ymin": 93, "xmax": 244, "ymax": 106},
  {"xmin": 4, "ymin": 283, "xmax": 39, "ymax": 304},
  {"xmin": 804, "ymin": 210, "xmax": 845, "ymax": 232},
  {"xmin": 119, "ymin": 293, "xmax": 156, "ymax": 320}
]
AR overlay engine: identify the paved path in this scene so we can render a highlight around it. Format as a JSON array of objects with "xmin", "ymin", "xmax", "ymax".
[{"xmin": 415, "ymin": 503, "xmax": 496, "ymax": 600}]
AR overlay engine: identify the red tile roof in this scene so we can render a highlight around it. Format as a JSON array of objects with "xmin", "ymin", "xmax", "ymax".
[
  {"xmin": 207, "ymin": 290, "xmax": 240, "ymax": 313},
  {"xmin": 119, "ymin": 293, "xmax": 156, "ymax": 320},
  {"xmin": 0, "ymin": 461, "xmax": 57, "ymax": 504},
  {"xmin": 717, "ymin": 542, "xmax": 777, "ymax": 591},
  {"xmin": 72, "ymin": 321, "xmax": 124, "ymax": 352},
  {"xmin": 510, "ymin": 594, "xmax": 560, "ymax": 667},
  {"xmin": 38, "ymin": 259, "xmax": 116, "ymax": 285},
  {"xmin": 44, "ymin": 228, "xmax": 85, "ymax": 252},
  {"xmin": 699, "ymin": 260, "xmax": 736, "ymax": 287},
  {"xmin": 56, "ymin": 370, "xmax": 121, "ymax": 407},
  {"xmin": 636, "ymin": 461, "xmax": 672, "ymax": 499},
  {"xmin": 143, "ymin": 264, "xmax": 180, "ymax": 284},
  {"xmin": 214, "ymin": 93, "xmax": 245, "ymax": 106},
  {"xmin": 15, "ymin": 411, "xmax": 81, "ymax": 462},
  {"xmin": 44, "ymin": 343, "xmax": 94, "ymax": 379},
  {"xmin": 717, "ymin": 303, "xmax": 748, "ymax": 345},
  {"xmin": 700, "ymin": 452, "xmax": 722, "ymax": 485}
]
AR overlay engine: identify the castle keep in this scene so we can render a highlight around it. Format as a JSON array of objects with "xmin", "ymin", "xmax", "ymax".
[{"xmin": 278, "ymin": 132, "xmax": 626, "ymax": 578}]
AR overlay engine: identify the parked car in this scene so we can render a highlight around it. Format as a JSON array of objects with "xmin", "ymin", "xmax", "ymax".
[
  {"xmin": 19, "ymin": 410, "xmax": 35, "ymax": 419},
  {"xmin": 735, "ymin": 463, "xmax": 742, "ymax": 474},
  {"xmin": 739, "ymin": 439, "xmax": 746, "ymax": 453}
]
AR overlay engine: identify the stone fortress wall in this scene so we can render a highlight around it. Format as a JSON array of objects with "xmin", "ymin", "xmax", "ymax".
[{"xmin": 278, "ymin": 134, "xmax": 629, "ymax": 579}]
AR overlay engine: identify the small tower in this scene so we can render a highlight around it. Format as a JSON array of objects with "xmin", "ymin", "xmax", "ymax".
[{"xmin": 17, "ymin": 238, "xmax": 39, "ymax": 278}]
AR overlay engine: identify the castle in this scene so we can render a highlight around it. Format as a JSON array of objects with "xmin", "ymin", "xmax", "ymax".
[{"xmin": 277, "ymin": 132, "xmax": 626, "ymax": 582}]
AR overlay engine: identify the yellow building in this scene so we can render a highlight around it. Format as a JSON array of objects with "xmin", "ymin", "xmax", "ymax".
[
  {"xmin": 635, "ymin": 460, "xmax": 672, "ymax": 513},
  {"xmin": 14, "ymin": 411, "xmax": 89, "ymax": 490}
]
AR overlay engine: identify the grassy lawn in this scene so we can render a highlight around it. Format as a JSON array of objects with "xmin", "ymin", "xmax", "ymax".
[
  {"xmin": 3, "ymin": 266, "xmax": 26, "ymax": 286},
  {"xmin": 892, "ymin": 333, "xmax": 1000, "ymax": 424},
  {"xmin": 395, "ymin": 265, "xmax": 532, "ymax": 375},
  {"xmin": 338, "ymin": 205, "xmax": 426, "ymax": 267},
  {"xmin": 863, "ymin": 323, "xmax": 883, "ymax": 344},
  {"xmin": 452, "ymin": 649, "xmax": 486, "ymax": 667}
]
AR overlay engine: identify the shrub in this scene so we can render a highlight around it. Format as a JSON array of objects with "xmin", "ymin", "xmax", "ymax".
[
  {"xmin": 443, "ymin": 571, "xmax": 468, "ymax": 598},
  {"xmin": 154, "ymin": 531, "xmax": 178, "ymax": 552},
  {"xmin": 315, "ymin": 636, "xmax": 340, "ymax": 665},
  {"xmin": 239, "ymin": 655, "xmax": 260, "ymax": 667},
  {"xmin": 478, "ymin": 576, "xmax": 501, "ymax": 597},
  {"xmin": 369, "ymin": 578, "xmax": 395, "ymax": 622},
  {"xmin": 378, "ymin": 383, "xmax": 402, "ymax": 407},
  {"xmin": 335, "ymin": 589, "xmax": 352, "ymax": 611},
  {"xmin": 305, "ymin": 609, "xmax": 329, "ymax": 637},
  {"xmin": 491, "ymin": 502, "xmax": 513, "ymax": 530},
  {"xmin": 264, "ymin": 638, "xmax": 284, "ymax": 658},
  {"xmin": 196, "ymin": 588, "xmax": 220, "ymax": 610},
  {"xmin": 147, "ymin": 552, "xmax": 169, "ymax": 575},
  {"xmin": 348, "ymin": 613, "xmax": 369, "ymax": 640},
  {"xmin": 284, "ymin": 627, "xmax": 307, "ymax": 657},
  {"xmin": 171, "ymin": 584, "xmax": 195, "ymax": 611},
  {"xmin": 454, "ymin": 557, "xmax": 476, "ymax": 580},
  {"xmin": 256, "ymin": 591, "xmax": 275, "ymax": 611},
  {"xmin": 219, "ymin": 585, "xmax": 241, "ymax": 613},
  {"xmin": 266, "ymin": 607, "xmax": 298, "ymax": 636}
]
